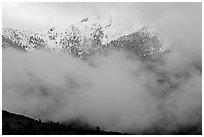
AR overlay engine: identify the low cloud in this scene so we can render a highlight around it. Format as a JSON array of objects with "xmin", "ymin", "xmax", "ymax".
[{"xmin": 2, "ymin": 47, "xmax": 201, "ymax": 133}]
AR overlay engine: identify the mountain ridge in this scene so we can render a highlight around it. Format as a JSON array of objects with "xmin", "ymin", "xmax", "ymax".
[{"xmin": 2, "ymin": 16, "xmax": 163, "ymax": 61}]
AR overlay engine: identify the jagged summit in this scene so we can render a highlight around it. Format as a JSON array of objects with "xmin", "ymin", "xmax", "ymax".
[{"xmin": 2, "ymin": 16, "xmax": 163, "ymax": 60}]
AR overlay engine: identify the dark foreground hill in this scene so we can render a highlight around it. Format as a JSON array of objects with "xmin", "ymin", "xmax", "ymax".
[
  {"xmin": 2, "ymin": 110, "xmax": 127, "ymax": 135},
  {"xmin": 2, "ymin": 110, "xmax": 202, "ymax": 135}
]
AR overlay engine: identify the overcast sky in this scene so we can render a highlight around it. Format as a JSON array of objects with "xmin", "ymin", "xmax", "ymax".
[
  {"xmin": 2, "ymin": 2, "xmax": 141, "ymax": 31},
  {"xmin": 2, "ymin": 2, "xmax": 201, "ymax": 32}
]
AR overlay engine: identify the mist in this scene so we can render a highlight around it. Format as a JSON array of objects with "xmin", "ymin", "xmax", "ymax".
[
  {"xmin": 2, "ymin": 2, "xmax": 201, "ymax": 134},
  {"xmin": 2, "ymin": 47, "xmax": 201, "ymax": 133}
]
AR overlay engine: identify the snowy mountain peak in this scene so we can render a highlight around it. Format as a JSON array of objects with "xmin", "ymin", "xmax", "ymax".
[{"xmin": 2, "ymin": 16, "xmax": 164, "ymax": 60}]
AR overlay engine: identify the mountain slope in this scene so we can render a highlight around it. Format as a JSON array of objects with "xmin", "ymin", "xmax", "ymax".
[
  {"xmin": 2, "ymin": 110, "xmax": 127, "ymax": 135},
  {"xmin": 2, "ymin": 16, "xmax": 163, "ymax": 61},
  {"xmin": 2, "ymin": 109, "xmax": 201, "ymax": 135}
]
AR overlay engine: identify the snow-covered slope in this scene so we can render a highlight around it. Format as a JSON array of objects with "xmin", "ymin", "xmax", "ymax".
[{"xmin": 2, "ymin": 16, "xmax": 163, "ymax": 60}]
